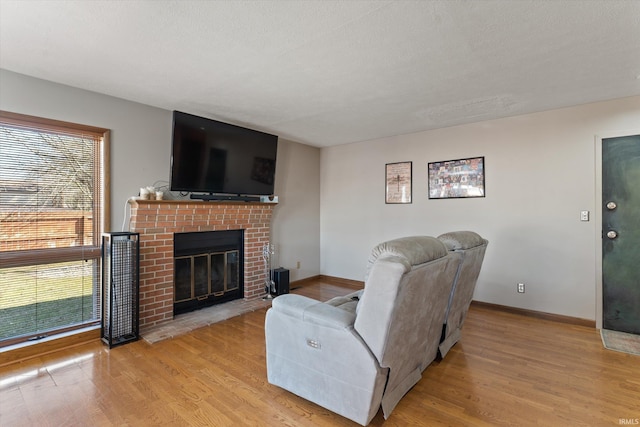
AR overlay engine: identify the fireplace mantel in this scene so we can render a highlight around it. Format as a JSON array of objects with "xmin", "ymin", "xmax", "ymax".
[{"xmin": 128, "ymin": 199, "xmax": 276, "ymax": 329}]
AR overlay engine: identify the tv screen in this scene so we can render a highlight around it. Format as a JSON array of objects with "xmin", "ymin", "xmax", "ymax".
[{"xmin": 170, "ymin": 111, "xmax": 278, "ymax": 198}]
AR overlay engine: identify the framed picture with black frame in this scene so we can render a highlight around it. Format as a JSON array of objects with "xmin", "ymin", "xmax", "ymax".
[
  {"xmin": 428, "ymin": 156, "xmax": 485, "ymax": 199},
  {"xmin": 385, "ymin": 161, "xmax": 412, "ymax": 204}
]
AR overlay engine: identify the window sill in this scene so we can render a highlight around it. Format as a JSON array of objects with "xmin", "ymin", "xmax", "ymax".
[{"xmin": 0, "ymin": 325, "xmax": 101, "ymax": 367}]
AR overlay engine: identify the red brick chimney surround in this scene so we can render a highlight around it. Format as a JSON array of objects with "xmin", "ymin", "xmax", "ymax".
[{"xmin": 128, "ymin": 199, "xmax": 275, "ymax": 329}]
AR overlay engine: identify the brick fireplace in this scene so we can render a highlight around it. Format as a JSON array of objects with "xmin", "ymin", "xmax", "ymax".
[{"xmin": 128, "ymin": 199, "xmax": 275, "ymax": 330}]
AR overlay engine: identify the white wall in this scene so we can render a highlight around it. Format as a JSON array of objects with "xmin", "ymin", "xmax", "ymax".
[
  {"xmin": 271, "ymin": 140, "xmax": 321, "ymax": 281},
  {"xmin": 320, "ymin": 96, "xmax": 640, "ymax": 321},
  {"xmin": 0, "ymin": 69, "xmax": 321, "ymax": 281},
  {"xmin": 4, "ymin": 68, "xmax": 638, "ymax": 319}
]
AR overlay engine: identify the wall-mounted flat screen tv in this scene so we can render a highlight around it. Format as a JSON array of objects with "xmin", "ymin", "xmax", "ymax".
[{"xmin": 170, "ymin": 111, "xmax": 278, "ymax": 200}]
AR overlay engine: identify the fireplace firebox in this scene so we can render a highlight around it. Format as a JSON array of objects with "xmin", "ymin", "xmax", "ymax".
[{"xmin": 173, "ymin": 230, "xmax": 244, "ymax": 315}]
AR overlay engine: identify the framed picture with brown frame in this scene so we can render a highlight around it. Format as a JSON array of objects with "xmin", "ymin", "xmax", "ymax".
[
  {"xmin": 385, "ymin": 161, "xmax": 412, "ymax": 204},
  {"xmin": 428, "ymin": 156, "xmax": 485, "ymax": 199}
]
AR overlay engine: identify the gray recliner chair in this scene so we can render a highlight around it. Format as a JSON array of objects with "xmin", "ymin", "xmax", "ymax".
[
  {"xmin": 437, "ymin": 231, "xmax": 488, "ymax": 358},
  {"xmin": 265, "ymin": 236, "xmax": 460, "ymax": 425}
]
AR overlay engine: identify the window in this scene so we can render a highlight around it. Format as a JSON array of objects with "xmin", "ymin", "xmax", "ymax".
[{"xmin": 0, "ymin": 111, "xmax": 110, "ymax": 346}]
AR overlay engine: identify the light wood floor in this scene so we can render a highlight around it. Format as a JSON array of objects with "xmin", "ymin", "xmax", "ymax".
[{"xmin": 1, "ymin": 279, "xmax": 639, "ymax": 426}]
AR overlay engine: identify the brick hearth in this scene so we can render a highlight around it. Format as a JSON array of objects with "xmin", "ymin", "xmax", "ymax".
[{"xmin": 128, "ymin": 199, "xmax": 275, "ymax": 329}]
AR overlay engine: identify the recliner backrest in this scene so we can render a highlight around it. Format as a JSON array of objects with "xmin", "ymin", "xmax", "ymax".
[{"xmin": 354, "ymin": 236, "xmax": 460, "ymax": 417}]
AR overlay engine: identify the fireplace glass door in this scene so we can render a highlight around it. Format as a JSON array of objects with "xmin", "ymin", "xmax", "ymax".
[
  {"xmin": 175, "ymin": 250, "xmax": 239, "ymax": 305},
  {"xmin": 173, "ymin": 230, "xmax": 244, "ymax": 315}
]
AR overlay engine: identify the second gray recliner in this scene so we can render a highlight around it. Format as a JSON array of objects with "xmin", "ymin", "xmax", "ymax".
[{"xmin": 437, "ymin": 231, "xmax": 488, "ymax": 357}]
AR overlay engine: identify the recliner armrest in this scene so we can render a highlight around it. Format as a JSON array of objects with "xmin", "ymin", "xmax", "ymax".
[{"xmin": 271, "ymin": 294, "xmax": 356, "ymax": 330}]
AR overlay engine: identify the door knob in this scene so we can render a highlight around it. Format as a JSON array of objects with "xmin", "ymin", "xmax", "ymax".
[
  {"xmin": 606, "ymin": 201, "xmax": 617, "ymax": 210},
  {"xmin": 607, "ymin": 230, "xmax": 618, "ymax": 239}
]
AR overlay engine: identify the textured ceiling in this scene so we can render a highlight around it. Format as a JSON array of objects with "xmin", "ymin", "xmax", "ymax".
[{"xmin": 1, "ymin": 0, "xmax": 639, "ymax": 147}]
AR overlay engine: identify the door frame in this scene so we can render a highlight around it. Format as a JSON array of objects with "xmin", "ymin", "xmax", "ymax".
[{"xmin": 594, "ymin": 129, "xmax": 640, "ymax": 330}]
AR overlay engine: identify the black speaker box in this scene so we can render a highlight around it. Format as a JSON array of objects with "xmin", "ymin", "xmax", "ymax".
[{"xmin": 272, "ymin": 267, "xmax": 290, "ymax": 295}]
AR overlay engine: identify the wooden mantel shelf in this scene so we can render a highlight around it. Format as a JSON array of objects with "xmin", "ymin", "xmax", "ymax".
[{"xmin": 128, "ymin": 198, "xmax": 278, "ymax": 206}]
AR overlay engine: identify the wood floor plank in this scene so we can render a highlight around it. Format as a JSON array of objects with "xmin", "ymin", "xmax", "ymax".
[{"xmin": 1, "ymin": 279, "xmax": 639, "ymax": 426}]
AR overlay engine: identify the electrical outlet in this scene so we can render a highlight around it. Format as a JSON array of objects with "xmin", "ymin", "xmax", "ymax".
[
  {"xmin": 517, "ymin": 283, "xmax": 525, "ymax": 293},
  {"xmin": 296, "ymin": 261, "xmax": 301, "ymax": 269},
  {"xmin": 580, "ymin": 210, "xmax": 590, "ymax": 221}
]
